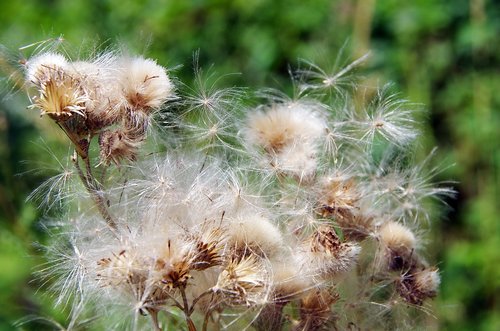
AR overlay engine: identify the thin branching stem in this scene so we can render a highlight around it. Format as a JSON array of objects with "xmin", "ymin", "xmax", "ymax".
[
  {"xmin": 190, "ymin": 289, "xmax": 213, "ymax": 315},
  {"xmin": 147, "ymin": 309, "xmax": 163, "ymax": 331},
  {"xmin": 71, "ymin": 151, "xmax": 118, "ymax": 233},
  {"xmin": 180, "ymin": 286, "xmax": 197, "ymax": 331}
]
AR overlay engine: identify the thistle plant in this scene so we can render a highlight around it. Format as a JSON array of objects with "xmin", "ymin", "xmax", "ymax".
[{"xmin": 17, "ymin": 45, "xmax": 453, "ymax": 331}]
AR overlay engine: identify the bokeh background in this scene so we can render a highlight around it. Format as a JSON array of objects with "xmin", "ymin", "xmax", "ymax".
[{"xmin": 0, "ymin": 0, "xmax": 498, "ymax": 330}]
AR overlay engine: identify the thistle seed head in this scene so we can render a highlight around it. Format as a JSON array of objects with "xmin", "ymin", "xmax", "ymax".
[
  {"xmin": 214, "ymin": 254, "xmax": 269, "ymax": 306},
  {"xmin": 378, "ymin": 221, "xmax": 418, "ymax": 271},
  {"xmin": 29, "ymin": 67, "xmax": 88, "ymax": 121},
  {"xmin": 119, "ymin": 56, "xmax": 174, "ymax": 112}
]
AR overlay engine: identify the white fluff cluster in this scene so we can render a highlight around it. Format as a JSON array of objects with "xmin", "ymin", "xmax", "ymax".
[
  {"xmin": 25, "ymin": 51, "xmax": 174, "ymax": 164},
  {"xmin": 25, "ymin": 51, "xmax": 453, "ymax": 331}
]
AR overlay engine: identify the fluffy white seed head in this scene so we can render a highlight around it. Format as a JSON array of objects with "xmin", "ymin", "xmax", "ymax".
[
  {"xmin": 377, "ymin": 221, "xmax": 419, "ymax": 271},
  {"xmin": 414, "ymin": 267, "xmax": 440, "ymax": 294},
  {"xmin": 245, "ymin": 101, "xmax": 326, "ymax": 154},
  {"xmin": 119, "ymin": 56, "xmax": 174, "ymax": 111},
  {"xmin": 68, "ymin": 58, "xmax": 123, "ymax": 127},
  {"xmin": 272, "ymin": 258, "xmax": 313, "ymax": 301},
  {"xmin": 378, "ymin": 221, "xmax": 417, "ymax": 253},
  {"xmin": 298, "ymin": 225, "xmax": 361, "ymax": 281},
  {"xmin": 273, "ymin": 140, "xmax": 318, "ymax": 180},
  {"xmin": 227, "ymin": 214, "xmax": 283, "ymax": 257},
  {"xmin": 26, "ymin": 52, "xmax": 68, "ymax": 86}
]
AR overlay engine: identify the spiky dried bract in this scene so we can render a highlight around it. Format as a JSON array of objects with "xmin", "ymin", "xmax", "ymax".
[{"xmin": 188, "ymin": 227, "xmax": 225, "ymax": 271}]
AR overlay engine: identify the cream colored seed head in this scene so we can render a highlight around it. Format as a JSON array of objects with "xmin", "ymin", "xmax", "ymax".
[
  {"xmin": 378, "ymin": 221, "xmax": 416, "ymax": 252},
  {"xmin": 414, "ymin": 267, "xmax": 440, "ymax": 294},
  {"xmin": 246, "ymin": 102, "xmax": 325, "ymax": 154},
  {"xmin": 120, "ymin": 56, "xmax": 174, "ymax": 111},
  {"xmin": 26, "ymin": 52, "xmax": 68, "ymax": 87},
  {"xmin": 272, "ymin": 260, "xmax": 312, "ymax": 301},
  {"xmin": 227, "ymin": 214, "xmax": 283, "ymax": 257},
  {"xmin": 274, "ymin": 140, "xmax": 318, "ymax": 180},
  {"xmin": 69, "ymin": 60, "xmax": 122, "ymax": 127},
  {"xmin": 214, "ymin": 255, "xmax": 268, "ymax": 306}
]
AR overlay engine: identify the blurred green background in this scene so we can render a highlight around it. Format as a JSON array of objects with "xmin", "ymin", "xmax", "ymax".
[{"xmin": 0, "ymin": 0, "xmax": 499, "ymax": 330}]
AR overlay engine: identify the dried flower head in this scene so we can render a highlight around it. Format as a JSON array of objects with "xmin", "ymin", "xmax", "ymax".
[
  {"xmin": 98, "ymin": 128, "xmax": 142, "ymax": 164},
  {"xmin": 28, "ymin": 67, "xmax": 88, "ymax": 120},
  {"xmin": 188, "ymin": 227, "xmax": 225, "ymax": 271},
  {"xmin": 227, "ymin": 214, "xmax": 283, "ymax": 258},
  {"xmin": 296, "ymin": 289, "xmax": 339, "ymax": 331},
  {"xmin": 15, "ymin": 47, "xmax": 451, "ymax": 330},
  {"xmin": 68, "ymin": 58, "xmax": 123, "ymax": 129},
  {"xmin": 300, "ymin": 225, "xmax": 360, "ymax": 280},
  {"xmin": 214, "ymin": 254, "xmax": 269, "ymax": 306},
  {"xmin": 316, "ymin": 176, "xmax": 359, "ymax": 220}
]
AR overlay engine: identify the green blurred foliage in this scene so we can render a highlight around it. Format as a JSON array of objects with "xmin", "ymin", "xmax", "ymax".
[{"xmin": 1, "ymin": 0, "xmax": 499, "ymax": 330}]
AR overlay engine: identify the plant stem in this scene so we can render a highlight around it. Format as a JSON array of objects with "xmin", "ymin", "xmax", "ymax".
[
  {"xmin": 180, "ymin": 286, "xmax": 197, "ymax": 331},
  {"xmin": 72, "ymin": 152, "xmax": 118, "ymax": 232},
  {"xmin": 148, "ymin": 309, "xmax": 163, "ymax": 331}
]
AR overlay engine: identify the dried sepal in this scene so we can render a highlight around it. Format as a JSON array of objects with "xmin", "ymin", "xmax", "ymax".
[{"xmin": 188, "ymin": 227, "xmax": 226, "ymax": 271}]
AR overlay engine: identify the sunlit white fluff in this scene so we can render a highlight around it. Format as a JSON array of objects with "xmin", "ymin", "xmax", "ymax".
[
  {"xmin": 119, "ymin": 56, "xmax": 174, "ymax": 111},
  {"xmin": 26, "ymin": 52, "xmax": 68, "ymax": 86},
  {"xmin": 245, "ymin": 100, "xmax": 326, "ymax": 153}
]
